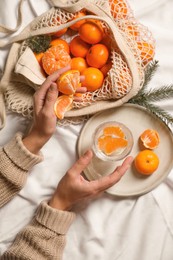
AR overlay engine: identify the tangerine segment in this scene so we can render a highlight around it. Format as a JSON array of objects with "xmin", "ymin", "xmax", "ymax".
[
  {"xmin": 57, "ymin": 70, "xmax": 81, "ymax": 95},
  {"xmin": 54, "ymin": 95, "xmax": 73, "ymax": 120},
  {"xmin": 81, "ymin": 67, "xmax": 104, "ymax": 92},
  {"xmin": 134, "ymin": 150, "xmax": 159, "ymax": 175},
  {"xmin": 79, "ymin": 20, "xmax": 104, "ymax": 44},
  {"xmin": 140, "ymin": 129, "xmax": 160, "ymax": 149},
  {"xmin": 98, "ymin": 135, "xmax": 128, "ymax": 155},
  {"xmin": 42, "ymin": 46, "xmax": 71, "ymax": 75},
  {"xmin": 103, "ymin": 126, "xmax": 125, "ymax": 138},
  {"xmin": 86, "ymin": 44, "xmax": 109, "ymax": 69}
]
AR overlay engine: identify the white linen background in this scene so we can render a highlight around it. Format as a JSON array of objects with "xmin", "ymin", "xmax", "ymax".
[{"xmin": 0, "ymin": 0, "xmax": 173, "ymax": 259}]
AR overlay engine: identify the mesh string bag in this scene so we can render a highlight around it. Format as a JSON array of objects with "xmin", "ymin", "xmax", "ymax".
[{"xmin": 0, "ymin": 0, "xmax": 155, "ymax": 128}]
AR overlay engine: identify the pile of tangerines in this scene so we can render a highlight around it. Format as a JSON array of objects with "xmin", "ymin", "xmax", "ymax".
[{"xmin": 33, "ymin": 2, "xmax": 154, "ymax": 120}]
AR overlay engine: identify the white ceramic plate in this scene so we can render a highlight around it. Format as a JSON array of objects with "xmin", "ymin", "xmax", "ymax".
[{"xmin": 77, "ymin": 104, "xmax": 173, "ymax": 197}]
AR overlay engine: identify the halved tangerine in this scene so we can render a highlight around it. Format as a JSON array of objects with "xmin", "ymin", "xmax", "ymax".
[
  {"xmin": 56, "ymin": 70, "xmax": 81, "ymax": 95},
  {"xmin": 42, "ymin": 46, "xmax": 71, "ymax": 75},
  {"xmin": 140, "ymin": 129, "xmax": 160, "ymax": 149},
  {"xmin": 54, "ymin": 95, "xmax": 73, "ymax": 120}
]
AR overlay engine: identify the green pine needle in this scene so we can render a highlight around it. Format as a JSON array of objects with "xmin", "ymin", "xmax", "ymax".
[
  {"xmin": 143, "ymin": 84, "xmax": 173, "ymax": 102},
  {"xmin": 143, "ymin": 60, "xmax": 159, "ymax": 87},
  {"xmin": 128, "ymin": 60, "xmax": 173, "ymax": 126}
]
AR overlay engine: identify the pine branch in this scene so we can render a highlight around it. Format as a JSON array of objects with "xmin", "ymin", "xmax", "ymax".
[
  {"xmin": 143, "ymin": 60, "xmax": 159, "ymax": 88},
  {"xmin": 131, "ymin": 60, "xmax": 159, "ymax": 102},
  {"xmin": 143, "ymin": 84, "xmax": 173, "ymax": 102},
  {"xmin": 129, "ymin": 99, "xmax": 173, "ymax": 126}
]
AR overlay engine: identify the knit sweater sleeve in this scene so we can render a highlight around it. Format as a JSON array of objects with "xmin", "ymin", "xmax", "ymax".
[
  {"xmin": 1, "ymin": 201, "xmax": 76, "ymax": 260},
  {"xmin": 0, "ymin": 132, "xmax": 43, "ymax": 207}
]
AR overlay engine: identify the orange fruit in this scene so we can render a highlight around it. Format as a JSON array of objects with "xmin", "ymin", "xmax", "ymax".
[
  {"xmin": 134, "ymin": 150, "xmax": 159, "ymax": 175},
  {"xmin": 137, "ymin": 41, "xmax": 155, "ymax": 64},
  {"xmin": 98, "ymin": 135, "xmax": 128, "ymax": 155},
  {"xmin": 100, "ymin": 34, "xmax": 112, "ymax": 50},
  {"xmin": 56, "ymin": 70, "xmax": 81, "ymax": 95},
  {"xmin": 86, "ymin": 44, "xmax": 109, "ymax": 69},
  {"xmin": 127, "ymin": 25, "xmax": 140, "ymax": 38},
  {"xmin": 50, "ymin": 38, "xmax": 70, "ymax": 53},
  {"xmin": 34, "ymin": 52, "xmax": 44, "ymax": 66},
  {"xmin": 54, "ymin": 95, "xmax": 73, "ymax": 120},
  {"xmin": 103, "ymin": 126, "xmax": 125, "ymax": 138},
  {"xmin": 69, "ymin": 36, "xmax": 91, "ymax": 58},
  {"xmin": 70, "ymin": 57, "xmax": 88, "ymax": 72},
  {"xmin": 79, "ymin": 20, "xmax": 104, "ymax": 44},
  {"xmin": 109, "ymin": 0, "xmax": 128, "ymax": 19},
  {"xmin": 100, "ymin": 61, "xmax": 112, "ymax": 77},
  {"xmin": 70, "ymin": 10, "xmax": 86, "ymax": 31},
  {"xmin": 42, "ymin": 46, "xmax": 71, "ymax": 75},
  {"xmin": 81, "ymin": 67, "xmax": 104, "ymax": 92},
  {"xmin": 140, "ymin": 129, "xmax": 160, "ymax": 149},
  {"xmin": 53, "ymin": 28, "xmax": 68, "ymax": 37}
]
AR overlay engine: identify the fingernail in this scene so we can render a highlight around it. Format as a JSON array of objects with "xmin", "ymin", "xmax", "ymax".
[
  {"xmin": 50, "ymin": 83, "xmax": 57, "ymax": 91},
  {"xmin": 83, "ymin": 150, "xmax": 93, "ymax": 158}
]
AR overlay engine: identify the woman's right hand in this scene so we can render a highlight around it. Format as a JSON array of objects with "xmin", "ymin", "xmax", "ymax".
[{"xmin": 49, "ymin": 150, "xmax": 133, "ymax": 211}]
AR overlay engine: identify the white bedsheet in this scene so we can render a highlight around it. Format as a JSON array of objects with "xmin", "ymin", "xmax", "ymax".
[{"xmin": 0, "ymin": 0, "xmax": 173, "ymax": 259}]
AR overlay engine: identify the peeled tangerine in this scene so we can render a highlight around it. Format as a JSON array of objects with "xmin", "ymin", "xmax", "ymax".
[
  {"xmin": 140, "ymin": 129, "xmax": 160, "ymax": 149},
  {"xmin": 56, "ymin": 70, "xmax": 81, "ymax": 95},
  {"xmin": 134, "ymin": 150, "xmax": 159, "ymax": 175}
]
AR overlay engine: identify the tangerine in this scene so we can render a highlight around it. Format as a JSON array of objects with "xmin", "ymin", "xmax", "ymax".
[
  {"xmin": 86, "ymin": 44, "xmax": 109, "ymax": 69},
  {"xmin": 54, "ymin": 95, "xmax": 73, "ymax": 120},
  {"xmin": 79, "ymin": 20, "xmax": 104, "ymax": 44},
  {"xmin": 50, "ymin": 38, "xmax": 70, "ymax": 53},
  {"xmin": 71, "ymin": 57, "xmax": 88, "ymax": 72},
  {"xmin": 53, "ymin": 27, "xmax": 68, "ymax": 37},
  {"xmin": 140, "ymin": 129, "xmax": 160, "ymax": 149},
  {"xmin": 137, "ymin": 41, "xmax": 155, "ymax": 64},
  {"xmin": 81, "ymin": 67, "xmax": 104, "ymax": 91},
  {"xmin": 69, "ymin": 36, "xmax": 91, "ymax": 58},
  {"xmin": 109, "ymin": 0, "xmax": 128, "ymax": 19},
  {"xmin": 34, "ymin": 52, "xmax": 44, "ymax": 66},
  {"xmin": 100, "ymin": 61, "xmax": 112, "ymax": 77},
  {"xmin": 70, "ymin": 10, "xmax": 86, "ymax": 31},
  {"xmin": 134, "ymin": 150, "xmax": 159, "ymax": 175},
  {"xmin": 42, "ymin": 46, "xmax": 71, "ymax": 75},
  {"xmin": 56, "ymin": 70, "xmax": 81, "ymax": 95}
]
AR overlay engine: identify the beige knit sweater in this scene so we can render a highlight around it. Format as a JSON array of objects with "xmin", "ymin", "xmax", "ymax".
[{"xmin": 0, "ymin": 133, "xmax": 76, "ymax": 260}]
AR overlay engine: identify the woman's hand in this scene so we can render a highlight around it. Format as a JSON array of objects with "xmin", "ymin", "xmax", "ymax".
[
  {"xmin": 49, "ymin": 150, "xmax": 133, "ymax": 210},
  {"xmin": 22, "ymin": 65, "xmax": 86, "ymax": 155}
]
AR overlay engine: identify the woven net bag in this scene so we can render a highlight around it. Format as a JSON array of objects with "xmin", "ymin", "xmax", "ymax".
[{"xmin": 0, "ymin": 0, "xmax": 155, "ymax": 128}]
